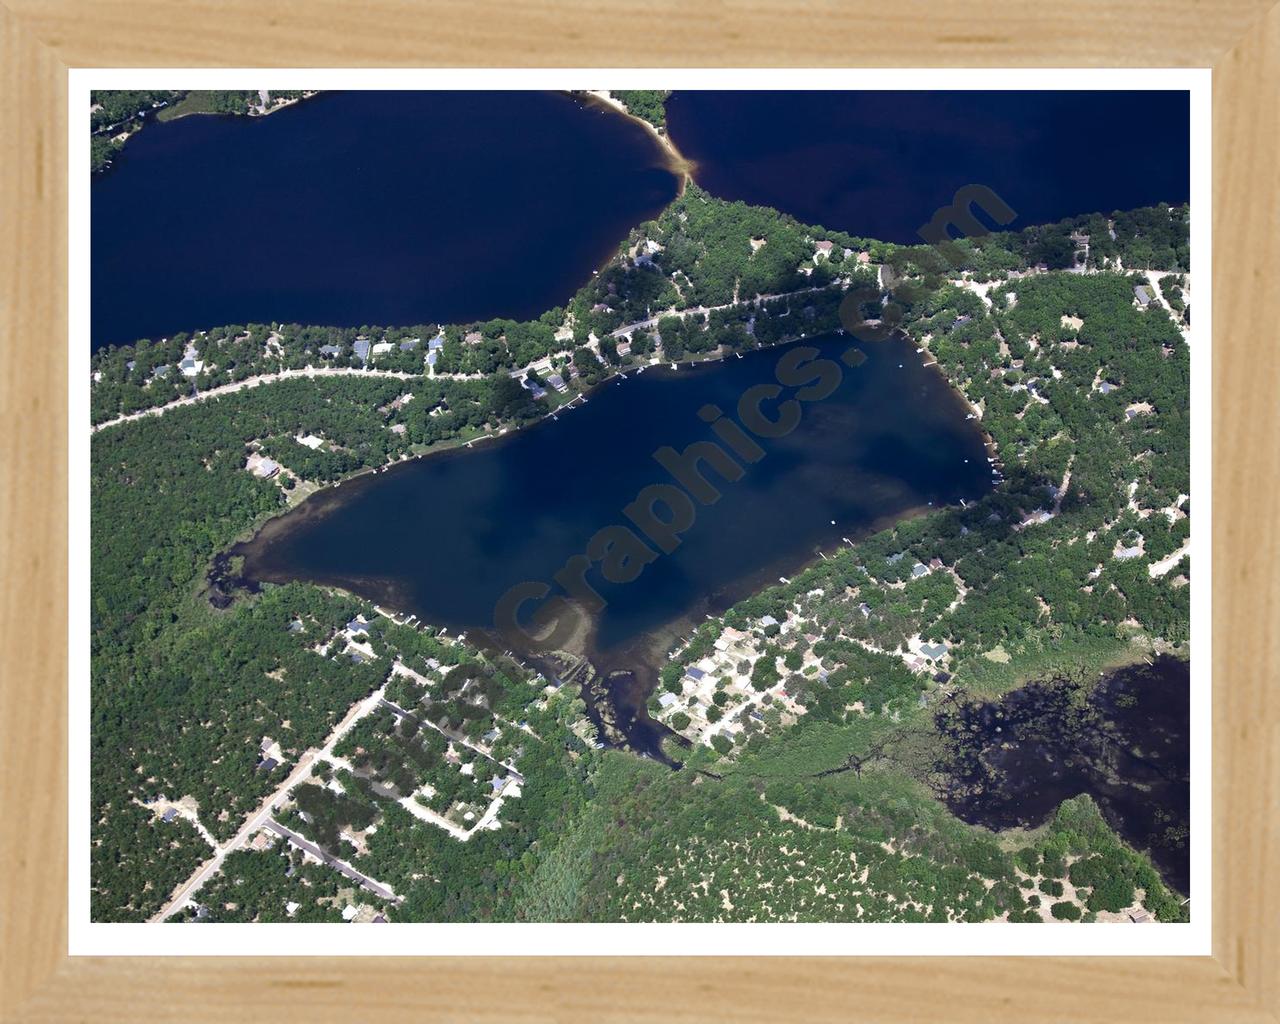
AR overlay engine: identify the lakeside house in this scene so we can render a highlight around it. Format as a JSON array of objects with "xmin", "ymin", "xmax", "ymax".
[
  {"xmin": 245, "ymin": 453, "xmax": 280, "ymax": 480},
  {"xmin": 353, "ymin": 338, "xmax": 372, "ymax": 362},
  {"xmin": 179, "ymin": 343, "xmax": 204, "ymax": 378},
  {"xmin": 399, "ymin": 338, "xmax": 421, "ymax": 352},
  {"xmin": 919, "ymin": 640, "xmax": 949, "ymax": 661},
  {"xmin": 318, "ymin": 344, "xmax": 341, "ymax": 357}
]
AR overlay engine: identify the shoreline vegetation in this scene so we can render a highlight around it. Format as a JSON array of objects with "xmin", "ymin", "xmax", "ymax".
[
  {"xmin": 577, "ymin": 90, "xmax": 694, "ymax": 181},
  {"xmin": 90, "ymin": 90, "xmax": 1191, "ymax": 924},
  {"xmin": 91, "ymin": 89, "xmax": 317, "ymax": 173}
]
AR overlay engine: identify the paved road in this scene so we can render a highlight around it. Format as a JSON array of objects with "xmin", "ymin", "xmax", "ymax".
[
  {"xmin": 92, "ymin": 366, "xmax": 422, "ymax": 434},
  {"xmin": 380, "ymin": 683, "xmax": 523, "ymax": 780},
  {"xmin": 608, "ymin": 281, "xmax": 847, "ymax": 340},
  {"xmin": 262, "ymin": 819, "xmax": 399, "ymax": 902},
  {"xmin": 150, "ymin": 685, "xmax": 388, "ymax": 922},
  {"xmin": 94, "ymin": 284, "xmax": 857, "ymax": 435}
]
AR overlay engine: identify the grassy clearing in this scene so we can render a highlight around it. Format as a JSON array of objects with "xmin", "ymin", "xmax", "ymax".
[{"xmin": 952, "ymin": 632, "xmax": 1156, "ymax": 697}]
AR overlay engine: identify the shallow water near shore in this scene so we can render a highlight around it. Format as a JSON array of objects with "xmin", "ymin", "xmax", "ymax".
[{"xmin": 231, "ymin": 334, "xmax": 994, "ymax": 753}]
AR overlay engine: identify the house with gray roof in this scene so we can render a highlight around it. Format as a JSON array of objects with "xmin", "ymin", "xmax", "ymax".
[{"xmin": 251, "ymin": 457, "xmax": 280, "ymax": 480}]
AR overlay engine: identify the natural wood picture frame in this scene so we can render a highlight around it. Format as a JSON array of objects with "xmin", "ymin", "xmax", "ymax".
[{"xmin": 2, "ymin": 2, "xmax": 1276, "ymax": 1019}]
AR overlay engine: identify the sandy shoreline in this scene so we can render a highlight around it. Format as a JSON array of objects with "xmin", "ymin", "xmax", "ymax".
[{"xmin": 578, "ymin": 90, "xmax": 694, "ymax": 183}]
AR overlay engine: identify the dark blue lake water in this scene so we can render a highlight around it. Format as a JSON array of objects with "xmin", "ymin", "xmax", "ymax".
[
  {"xmin": 93, "ymin": 90, "xmax": 1189, "ymax": 350},
  {"xmin": 91, "ymin": 91, "xmax": 679, "ymax": 349},
  {"xmin": 666, "ymin": 91, "xmax": 1190, "ymax": 243},
  {"xmin": 235, "ymin": 334, "xmax": 992, "ymax": 660}
]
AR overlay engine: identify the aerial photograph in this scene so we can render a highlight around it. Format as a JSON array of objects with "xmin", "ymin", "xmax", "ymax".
[{"xmin": 88, "ymin": 87, "xmax": 1192, "ymax": 927}]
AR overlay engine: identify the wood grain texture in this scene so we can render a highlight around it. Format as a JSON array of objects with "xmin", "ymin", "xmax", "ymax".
[
  {"xmin": 3, "ymin": 0, "xmax": 1279, "ymax": 67},
  {"xmin": 1212, "ymin": 4, "xmax": 1280, "ymax": 1014},
  {"xmin": 0, "ymin": 0, "xmax": 1276, "ymax": 1020},
  {"xmin": 0, "ymin": 4, "xmax": 69, "ymax": 1021}
]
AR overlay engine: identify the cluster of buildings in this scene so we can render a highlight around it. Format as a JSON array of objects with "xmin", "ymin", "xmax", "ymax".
[{"xmin": 655, "ymin": 622, "xmax": 811, "ymax": 749}]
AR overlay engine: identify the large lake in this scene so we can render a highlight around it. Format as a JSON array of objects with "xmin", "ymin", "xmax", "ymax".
[
  {"xmin": 91, "ymin": 91, "xmax": 679, "ymax": 349},
  {"xmin": 233, "ymin": 334, "xmax": 994, "ymax": 750},
  {"xmin": 92, "ymin": 90, "xmax": 1190, "ymax": 349},
  {"xmin": 667, "ymin": 91, "xmax": 1190, "ymax": 243}
]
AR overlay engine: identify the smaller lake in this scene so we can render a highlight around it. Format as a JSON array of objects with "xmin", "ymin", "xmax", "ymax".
[
  {"xmin": 234, "ymin": 334, "xmax": 994, "ymax": 753},
  {"xmin": 91, "ymin": 91, "xmax": 679, "ymax": 349},
  {"xmin": 936, "ymin": 655, "xmax": 1191, "ymax": 894}
]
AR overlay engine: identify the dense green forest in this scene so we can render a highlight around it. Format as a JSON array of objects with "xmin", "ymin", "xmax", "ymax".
[
  {"xmin": 90, "ymin": 90, "xmax": 184, "ymax": 171},
  {"xmin": 90, "ymin": 182, "xmax": 1190, "ymax": 921},
  {"xmin": 515, "ymin": 733, "xmax": 1185, "ymax": 923},
  {"xmin": 610, "ymin": 90, "xmax": 670, "ymax": 129}
]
